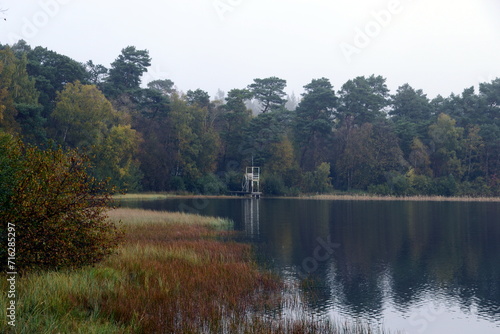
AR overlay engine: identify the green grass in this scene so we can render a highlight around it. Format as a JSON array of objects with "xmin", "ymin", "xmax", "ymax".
[
  {"xmin": 0, "ymin": 267, "xmax": 136, "ymax": 333},
  {"xmin": 1, "ymin": 208, "xmax": 396, "ymax": 334},
  {"xmin": 112, "ymin": 193, "xmax": 175, "ymax": 201}
]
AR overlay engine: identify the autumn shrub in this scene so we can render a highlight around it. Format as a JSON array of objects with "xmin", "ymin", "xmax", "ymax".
[
  {"xmin": 0, "ymin": 134, "xmax": 121, "ymax": 272},
  {"xmin": 0, "ymin": 134, "xmax": 18, "ymax": 208}
]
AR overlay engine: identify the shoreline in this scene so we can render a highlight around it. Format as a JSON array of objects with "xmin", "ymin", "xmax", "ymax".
[
  {"xmin": 114, "ymin": 193, "xmax": 500, "ymax": 202},
  {"xmin": 294, "ymin": 194, "xmax": 500, "ymax": 202},
  {"xmin": 1, "ymin": 208, "xmax": 394, "ymax": 333}
]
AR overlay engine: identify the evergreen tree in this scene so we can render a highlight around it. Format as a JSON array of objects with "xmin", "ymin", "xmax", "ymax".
[
  {"xmin": 248, "ymin": 76, "xmax": 287, "ymax": 113},
  {"xmin": 336, "ymin": 75, "xmax": 389, "ymax": 126},
  {"xmin": 293, "ymin": 78, "xmax": 337, "ymax": 171},
  {"xmin": 104, "ymin": 46, "xmax": 151, "ymax": 97},
  {"xmin": 390, "ymin": 83, "xmax": 433, "ymax": 155},
  {"xmin": 26, "ymin": 46, "xmax": 88, "ymax": 117}
]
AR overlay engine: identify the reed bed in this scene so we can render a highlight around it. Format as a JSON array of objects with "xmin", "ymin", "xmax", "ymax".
[
  {"xmin": 114, "ymin": 192, "xmax": 500, "ymax": 202},
  {"xmin": 112, "ymin": 193, "xmax": 175, "ymax": 201},
  {"xmin": 301, "ymin": 194, "xmax": 500, "ymax": 202},
  {"xmin": 112, "ymin": 193, "xmax": 238, "ymax": 201},
  {"xmin": 108, "ymin": 207, "xmax": 233, "ymax": 229},
  {"xmin": 1, "ymin": 208, "xmax": 396, "ymax": 333}
]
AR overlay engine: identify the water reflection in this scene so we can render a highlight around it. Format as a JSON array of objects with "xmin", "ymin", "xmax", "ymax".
[
  {"xmin": 242, "ymin": 199, "xmax": 500, "ymax": 333},
  {"xmin": 242, "ymin": 198, "xmax": 260, "ymax": 237},
  {"xmin": 120, "ymin": 198, "xmax": 500, "ymax": 333}
]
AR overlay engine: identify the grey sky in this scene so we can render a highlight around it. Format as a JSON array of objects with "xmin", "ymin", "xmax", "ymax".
[{"xmin": 1, "ymin": 0, "xmax": 499, "ymax": 100}]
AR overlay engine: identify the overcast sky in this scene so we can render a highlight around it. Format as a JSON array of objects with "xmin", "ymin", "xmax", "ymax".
[{"xmin": 1, "ymin": 0, "xmax": 499, "ymax": 100}]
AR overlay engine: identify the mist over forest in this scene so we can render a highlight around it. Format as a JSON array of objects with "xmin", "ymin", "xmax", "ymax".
[{"xmin": 1, "ymin": 41, "xmax": 500, "ymax": 196}]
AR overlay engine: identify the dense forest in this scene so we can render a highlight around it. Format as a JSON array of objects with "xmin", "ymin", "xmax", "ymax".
[{"xmin": 1, "ymin": 40, "xmax": 499, "ymax": 196}]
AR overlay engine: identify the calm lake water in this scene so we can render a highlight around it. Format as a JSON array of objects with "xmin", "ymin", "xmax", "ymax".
[{"xmin": 119, "ymin": 198, "xmax": 500, "ymax": 334}]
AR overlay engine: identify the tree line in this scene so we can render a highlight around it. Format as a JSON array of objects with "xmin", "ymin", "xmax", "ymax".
[{"xmin": 1, "ymin": 40, "xmax": 500, "ymax": 196}]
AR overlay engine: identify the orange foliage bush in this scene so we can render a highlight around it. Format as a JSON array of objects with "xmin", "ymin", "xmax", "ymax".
[{"xmin": 0, "ymin": 136, "xmax": 121, "ymax": 272}]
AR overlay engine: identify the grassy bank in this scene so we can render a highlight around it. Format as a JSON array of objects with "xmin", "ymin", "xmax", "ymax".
[
  {"xmin": 114, "ymin": 192, "xmax": 500, "ymax": 202},
  {"xmin": 1, "ymin": 208, "xmax": 394, "ymax": 333},
  {"xmin": 112, "ymin": 193, "xmax": 176, "ymax": 201},
  {"xmin": 112, "ymin": 193, "xmax": 238, "ymax": 201}
]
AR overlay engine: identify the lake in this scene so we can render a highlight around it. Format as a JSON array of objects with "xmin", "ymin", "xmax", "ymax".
[{"xmin": 118, "ymin": 197, "xmax": 500, "ymax": 333}]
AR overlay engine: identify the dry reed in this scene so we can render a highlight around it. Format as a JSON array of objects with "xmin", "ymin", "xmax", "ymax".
[
  {"xmin": 100, "ymin": 208, "xmax": 281, "ymax": 333},
  {"xmin": 299, "ymin": 194, "xmax": 500, "ymax": 202},
  {"xmin": 0, "ymin": 208, "xmax": 396, "ymax": 333}
]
